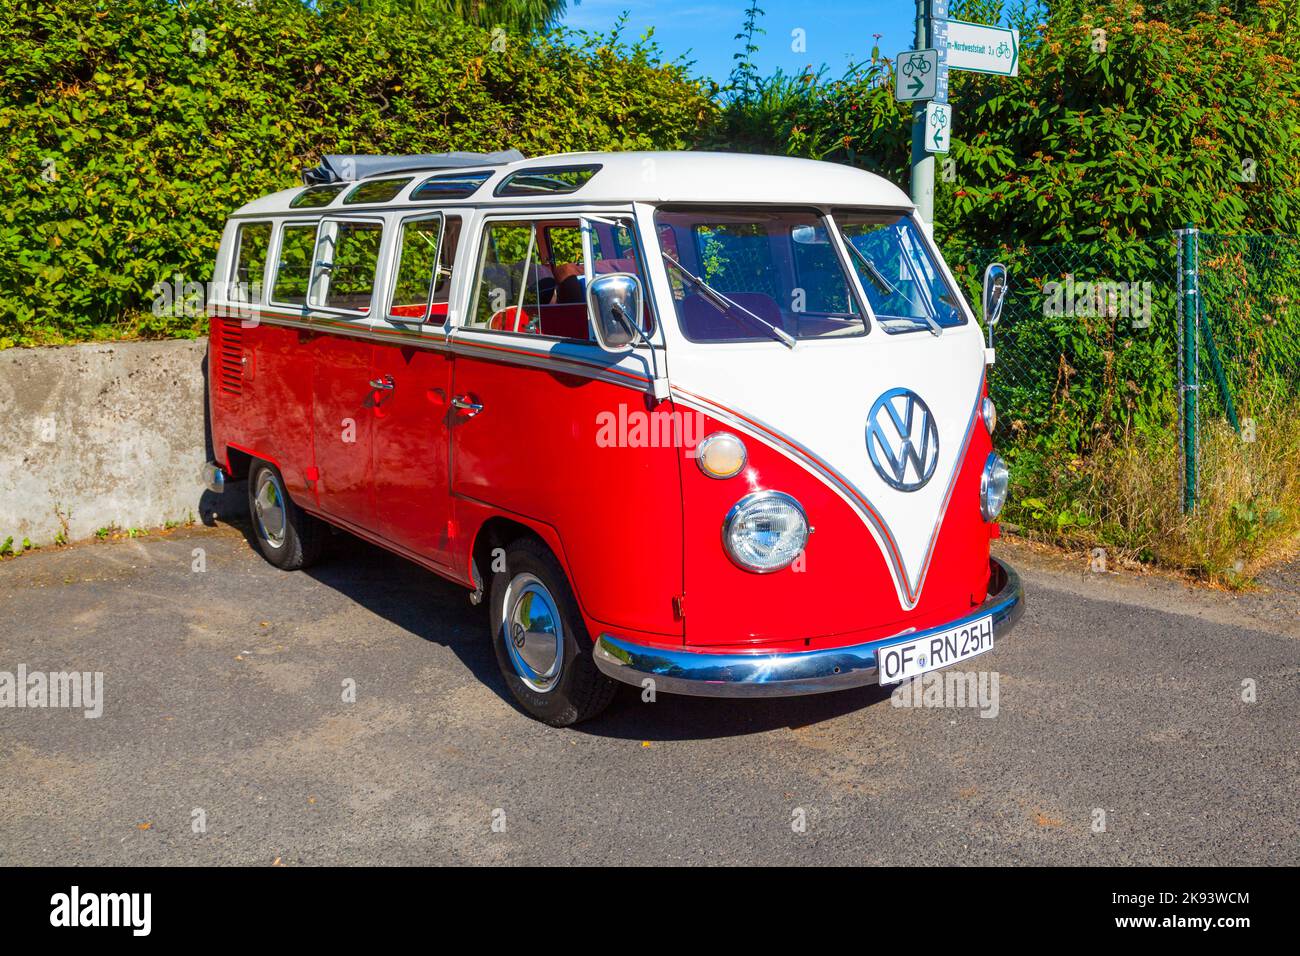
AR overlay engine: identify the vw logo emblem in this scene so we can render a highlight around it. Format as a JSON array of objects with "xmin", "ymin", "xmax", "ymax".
[
  {"xmin": 511, "ymin": 622, "xmax": 527, "ymax": 649},
  {"xmin": 866, "ymin": 388, "xmax": 940, "ymax": 492}
]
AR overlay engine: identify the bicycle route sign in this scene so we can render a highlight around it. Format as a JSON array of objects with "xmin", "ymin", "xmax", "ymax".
[
  {"xmin": 934, "ymin": 18, "xmax": 1019, "ymax": 77},
  {"xmin": 925, "ymin": 101, "xmax": 951, "ymax": 154},
  {"xmin": 895, "ymin": 48, "xmax": 940, "ymax": 103}
]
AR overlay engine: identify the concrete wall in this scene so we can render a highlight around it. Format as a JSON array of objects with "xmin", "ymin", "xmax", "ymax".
[{"xmin": 0, "ymin": 338, "xmax": 232, "ymax": 549}]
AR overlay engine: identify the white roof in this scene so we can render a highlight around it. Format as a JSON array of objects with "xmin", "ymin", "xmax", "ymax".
[{"xmin": 231, "ymin": 151, "xmax": 913, "ymax": 216}]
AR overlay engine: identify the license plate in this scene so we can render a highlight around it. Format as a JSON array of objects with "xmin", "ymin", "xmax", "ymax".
[{"xmin": 876, "ymin": 615, "xmax": 994, "ymax": 684}]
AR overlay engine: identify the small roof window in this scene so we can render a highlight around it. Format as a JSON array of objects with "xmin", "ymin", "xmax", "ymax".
[
  {"xmin": 494, "ymin": 164, "xmax": 601, "ymax": 197},
  {"xmin": 290, "ymin": 183, "xmax": 347, "ymax": 208},
  {"xmin": 411, "ymin": 171, "xmax": 493, "ymax": 201},
  {"xmin": 344, "ymin": 177, "xmax": 412, "ymax": 205}
]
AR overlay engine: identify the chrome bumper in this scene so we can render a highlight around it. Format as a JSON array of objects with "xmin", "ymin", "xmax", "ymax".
[
  {"xmin": 593, "ymin": 558, "xmax": 1024, "ymax": 698},
  {"xmin": 201, "ymin": 461, "xmax": 226, "ymax": 495}
]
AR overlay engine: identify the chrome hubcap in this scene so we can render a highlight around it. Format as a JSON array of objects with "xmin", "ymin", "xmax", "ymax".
[
  {"xmin": 253, "ymin": 471, "xmax": 287, "ymax": 549},
  {"xmin": 502, "ymin": 573, "xmax": 563, "ymax": 693}
]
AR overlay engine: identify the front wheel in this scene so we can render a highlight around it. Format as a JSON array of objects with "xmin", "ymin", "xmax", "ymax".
[
  {"xmin": 489, "ymin": 538, "xmax": 617, "ymax": 726},
  {"xmin": 246, "ymin": 461, "xmax": 325, "ymax": 570}
]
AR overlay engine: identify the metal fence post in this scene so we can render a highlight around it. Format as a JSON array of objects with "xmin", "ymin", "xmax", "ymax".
[
  {"xmin": 1181, "ymin": 223, "xmax": 1199, "ymax": 513},
  {"xmin": 1196, "ymin": 240, "xmax": 1241, "ymax": 434},
  {"xmin": 1175, "ymin": 230, "xmax": 1185, "ymax": 505}
]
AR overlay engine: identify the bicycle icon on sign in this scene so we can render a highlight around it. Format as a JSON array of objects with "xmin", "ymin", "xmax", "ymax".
[
  {"xmin": 995, "ymin": 41, "xmax": 1011, "ymax": 58},
  {"xmin": 902, "ymin": 52, "xmax": 933, "ymax": 78}
]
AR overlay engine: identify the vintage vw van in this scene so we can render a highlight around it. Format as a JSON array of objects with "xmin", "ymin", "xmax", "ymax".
[{"xmin": 203, "ymin": 150, "xmax": 1023, "ymax": 725}]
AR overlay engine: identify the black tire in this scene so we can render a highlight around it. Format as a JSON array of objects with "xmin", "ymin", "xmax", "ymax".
[
  {"xmin": 246, "ymin": 461, "xmax": 326, "ymax": 570},
  {"xmin": 489, "ymin": 537, "xmax": 617, "ymax": 726}
]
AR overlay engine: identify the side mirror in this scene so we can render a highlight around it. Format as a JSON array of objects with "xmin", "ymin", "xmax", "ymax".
[
  {"xmin": 981, "ymin": 262, "xmax": 1008, "ymax": 347},
  {"xmin": 587, "ymin": 273, "xmax": 644, "ymax": 353}
]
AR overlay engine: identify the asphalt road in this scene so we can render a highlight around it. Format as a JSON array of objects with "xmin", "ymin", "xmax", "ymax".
[{"xmin": 1, "ymin": 514, "xmax": 1296, "ymax": 865}]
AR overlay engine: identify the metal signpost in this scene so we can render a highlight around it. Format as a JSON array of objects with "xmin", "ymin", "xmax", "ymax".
[{"xmin": 902, "ymin": 0, "xmax": 1019, "ymax": 227}]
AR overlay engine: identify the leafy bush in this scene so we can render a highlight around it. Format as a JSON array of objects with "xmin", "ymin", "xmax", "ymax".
[
  {"xmin": 0, "ymin": 0, "xmax": 714, "ymax": 347},
  {"xmin": 712, "ymin": 1, "xmax": 1300, "ymax": 241},
  {"xmin": 703, "ymin": 0, "xmax": 1300, "ymax": 575},
  {"xmin": 946, "ymin": 0, "xmax": 1300, "ymax": 243}
]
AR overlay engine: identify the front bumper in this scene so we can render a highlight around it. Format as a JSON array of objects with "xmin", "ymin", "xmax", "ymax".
[{"xmin": 593, "ymin": 558, "xmax": 1024, "ymax": 698}]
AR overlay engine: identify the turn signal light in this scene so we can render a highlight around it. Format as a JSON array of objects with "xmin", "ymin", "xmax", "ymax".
[{"xmin": 696, "ymin": 431, "xmax": 747, "ymax": 479}]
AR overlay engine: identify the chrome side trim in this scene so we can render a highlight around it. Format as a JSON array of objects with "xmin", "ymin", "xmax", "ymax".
[
  {"xmin": 207, "ymin": 308, "xmax": 654, "ymax": 392},
  {"xmin": 593, "ymin": 557, "xmax": 1024, "ymax": 698},
  {"xmin": 202, "ymin": 462, "xmax": 226, "ymax": 495}
]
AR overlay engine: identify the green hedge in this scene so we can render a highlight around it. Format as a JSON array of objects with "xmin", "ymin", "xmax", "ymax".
[
  {"xmin": 0, "ymin": 0, "xmax": 714, "ymax": 347},
  {"xmin": 708, "ymin": 1, "xmax": 1300, "ymax": 242}
]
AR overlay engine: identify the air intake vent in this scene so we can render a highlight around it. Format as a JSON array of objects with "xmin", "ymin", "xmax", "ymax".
[{"xmin": 216, "ymin": 319, "xmax": 244, "ymax": 396}]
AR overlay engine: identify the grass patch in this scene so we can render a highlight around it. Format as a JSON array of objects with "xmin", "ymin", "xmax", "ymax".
[{"xmin": 1004, "ymin": 396, "xmax": 1300, "ymax": 584}]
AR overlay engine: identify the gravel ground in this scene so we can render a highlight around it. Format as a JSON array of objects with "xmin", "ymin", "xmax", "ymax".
[{"xmin": 0, "ymin": 521, "xmax": 1295, "ymax": 865}]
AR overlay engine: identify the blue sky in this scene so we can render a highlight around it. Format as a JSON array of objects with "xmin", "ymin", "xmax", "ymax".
[{"xmin": 560, "ymin": 0, "xmax": 918, "ymax": 86}]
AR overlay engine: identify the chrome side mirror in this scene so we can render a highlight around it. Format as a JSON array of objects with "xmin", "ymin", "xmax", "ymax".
[
  {"xmin": 981, "ymin": 262, "xmax": 1008, "ymax": 348},
  {"xmin": 587, "ymin": 273, "xmax": 644, "ymax": 353}
]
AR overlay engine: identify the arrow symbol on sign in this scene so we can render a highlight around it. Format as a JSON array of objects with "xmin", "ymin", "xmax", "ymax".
[{"xmin": 908, "ymin": 74, "xmax": 924, "ymax": 96}]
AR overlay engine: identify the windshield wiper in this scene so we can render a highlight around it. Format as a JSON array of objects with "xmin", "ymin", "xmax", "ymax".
[
  {"xmin": 840, "ymin": 236, "xmax": 942, "ymax": 337},
  {"xmin": 662, "ymin": 252, "xmax": 796, "ymax": 349}
]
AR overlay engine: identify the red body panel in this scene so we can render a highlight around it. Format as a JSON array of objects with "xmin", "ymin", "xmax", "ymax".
[
  {"xmin": 370, "ymin": 344, "xmax": 455, "ymax": 567},
  {"xmin": 449, "ymin": 345, "xmax": 684, "ymax": 637},
  {"xmin": 210, "ymin": 313, "xmax": 992, "ymax": 653},
  {"xmin": 212, "ymin": 318, "xmax": 315, "ymax": 500},
  {"xmin": 311, "ymin": 333, "xmax": 375, "ymax": 527}
]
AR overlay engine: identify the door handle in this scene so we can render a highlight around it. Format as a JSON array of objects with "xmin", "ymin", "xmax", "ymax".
[
  {"xmin": 369, "ymin": 376, "xmax": 395, "ymax": 391},
  {"xmin": 451, "ymin": 394, "xmax": 483, "ymax": 416}
]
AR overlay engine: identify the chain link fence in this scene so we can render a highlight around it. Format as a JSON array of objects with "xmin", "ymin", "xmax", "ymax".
[
  {"xmin": 1197, "ymin": 233, "xmax": 1300, "ymax": 422},
  {"xmin": 949, "ymin": 234, "xmax": 1180, "ymax": 452},
  {"xmin": 946, "ymin": 227, "xmax": 1300, "ymax": 564}
]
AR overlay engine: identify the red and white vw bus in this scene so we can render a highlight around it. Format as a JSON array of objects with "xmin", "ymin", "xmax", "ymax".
[{"xmin": 203, "ymin": 150, "xmax": 1023, "ymax": 725}]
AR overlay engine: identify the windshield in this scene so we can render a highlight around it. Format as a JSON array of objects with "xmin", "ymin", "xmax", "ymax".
[
  {"xmin": 654, "ymin": 208, "xmax": 867, "ymax": 342},
  {"xmin": 835, "ymin": 211, "xmax": 964, "ymax": 329}
]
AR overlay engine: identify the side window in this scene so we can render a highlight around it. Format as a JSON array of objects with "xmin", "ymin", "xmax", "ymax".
[
  {"xmin": 433, "ymin": 216, "xmax": 461, "ymax": 308},
  {"xmin": 230, "ymin": 221, "xmax": 271, "ymax": 302},
  {"xmin": 387, "ymin": 215, "xmax": 462, "ymax": 323},
  {"xmin": 344, "ymin": 177, "xmax": 411, "ymax": 205},
  {"xmin": 467, "ymin": 217, "xmax": 649, "ymax": 340},
  {"xmin": 270, "ymin": 223, "xmax": 317, "ymax": 306},
  {"xmin": 470, "ymin": 221, "xmax": 540, "ymax": 331},
  {"xmin": 313, "ymin": 220, "xmax": 383, "ymax": 314},
  {"xmin": 388, "ymin": 216, "xmax": 442, "ymax": 321}
]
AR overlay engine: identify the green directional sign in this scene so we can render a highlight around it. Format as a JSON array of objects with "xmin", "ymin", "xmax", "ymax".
[
  {"xmin": 937, "ymin": 19, "xmax": 1019, "ymax": 77},
  {"xmin": 894, "ymin": 48, "xmax": 939, "ymax": 103},
  {"xmin": 924, "ymin": 101, "xmax": 951, "ymax": 154}
]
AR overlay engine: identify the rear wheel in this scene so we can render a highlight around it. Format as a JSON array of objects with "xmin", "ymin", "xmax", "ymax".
[
  {"xmin": 489, "ymin": 537, "xmax": 617, "ymax": 726},
  {"xmin": 247, "ymin": 461, "xmax": 325, "ymax": 570}
]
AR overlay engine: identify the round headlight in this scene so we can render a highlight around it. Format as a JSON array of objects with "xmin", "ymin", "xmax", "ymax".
[
  {"xmin": 982, "ymin": 397, "xmax": 997, "ymax": 434},
  {"xmin": 981, "ymin": 452, "xmax": 1010, "ymax": 522},
  {"xmin": 696, "ymin": 431, "xmax": 747, "ymax": 479},
  {"xmin": 722, "ymin": 491, "xmax": 809, "ymax": 573}
]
